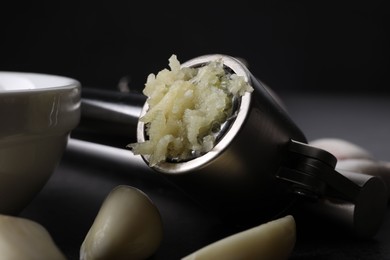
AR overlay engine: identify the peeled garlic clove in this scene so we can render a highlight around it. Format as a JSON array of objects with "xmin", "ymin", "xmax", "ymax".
[
  {"xmin": 0, "ymin": 214, "xmax": 66, "ymax": 260},
  {"xmin": 181, "ymin": 215, "xmax": 296, "ymax": 260},
  {"xmin": 80, "ymin": 185, "xmax": 163, "ymax": 260}
]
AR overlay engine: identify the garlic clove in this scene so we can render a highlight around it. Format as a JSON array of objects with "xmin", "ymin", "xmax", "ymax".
[
  {"xmin": 80, "ymin": 185, "xmax": 163, "ymax": 260},
  {"xmin": 0, "ymin": 214, "xmax": 66, "ymax": 260},
  {"xmin": 181, "ymin": 215, "xmax": 296, "ymax": 260}
]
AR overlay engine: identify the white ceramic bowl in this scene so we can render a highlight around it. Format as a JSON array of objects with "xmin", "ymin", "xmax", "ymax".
[{"xmin": 0, "ymin": 71, "xmax": 81, "ymax": 214}]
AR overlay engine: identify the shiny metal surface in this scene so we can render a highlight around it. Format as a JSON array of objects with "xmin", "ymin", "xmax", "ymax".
[
  {"xmin": 304, "ymin": 170, "xmax": 387, "ymax": 238},
  {"xmin": 75, "ymin": 55, "xmax": 388, "ymax": 238},
  {"xmin": 136, "ymin": 54, "xmax": 308, "ymax": 225}
]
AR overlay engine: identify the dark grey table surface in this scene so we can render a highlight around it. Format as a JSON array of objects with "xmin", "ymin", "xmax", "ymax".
[{"xmin": 20, "ymin": 91, "xmax": 390, "ymax": 259}]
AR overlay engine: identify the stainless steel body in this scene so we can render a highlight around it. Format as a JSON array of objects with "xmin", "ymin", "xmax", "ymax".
[
  {"xmin": 76, "ymin": 54, "xmax": 388, "ymax": 238},
  {"xmin": 136, "ymin": 55, "xmax": 307, "ymax": 224}
]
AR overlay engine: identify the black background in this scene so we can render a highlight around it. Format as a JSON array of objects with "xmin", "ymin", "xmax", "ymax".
[{"xmin": 1, "ymin": 1, "xmax": 389, "ymax": 94}]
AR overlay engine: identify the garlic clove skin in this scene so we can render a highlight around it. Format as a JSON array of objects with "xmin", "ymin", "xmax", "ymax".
[
  {"xmin": 0, "ymin": 214, "xmax": 66, "ymax": 260},
  {"xmin": 181, "ymin": 215, "xmax": 296, "ymax": 260},
  {"xmin": 80, "ymin": 185, "xmax": 163, "ymax": 260}
]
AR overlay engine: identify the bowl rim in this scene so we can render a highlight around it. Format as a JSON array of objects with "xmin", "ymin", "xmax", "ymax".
[{"xmin": 0, "ymin": 71, "xmax": 80, "ymax": 94}]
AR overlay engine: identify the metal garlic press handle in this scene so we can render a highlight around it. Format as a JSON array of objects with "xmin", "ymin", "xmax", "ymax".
[
  {"xmin": 70, "ymin": 62, "xmax": 387, "ymax": 239},
  {"xmin": 71, "ymin": 87, "xmax": 146, "ymax": 146},
  {"xmin": 277, "ymin": 140, "xmax": 388, "ymax": 238}
]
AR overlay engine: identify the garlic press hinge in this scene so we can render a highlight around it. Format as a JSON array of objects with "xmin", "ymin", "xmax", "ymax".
[{"xmin": 276, "ymin": 139, "xmax": 361, "ymax": 203}]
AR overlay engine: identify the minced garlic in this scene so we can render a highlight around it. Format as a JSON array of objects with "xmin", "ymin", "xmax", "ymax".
[{"xmin": 128, "ymin": 54, "xmax": 253, "ymax": 166}]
